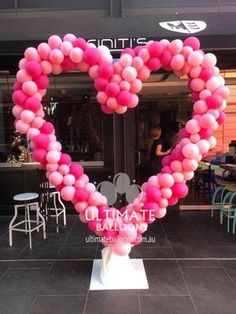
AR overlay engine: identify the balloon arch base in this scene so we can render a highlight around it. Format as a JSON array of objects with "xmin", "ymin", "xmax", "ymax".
[{"xmin": 89, "ymin": 246, "xmax": 149, "ymax": 290}]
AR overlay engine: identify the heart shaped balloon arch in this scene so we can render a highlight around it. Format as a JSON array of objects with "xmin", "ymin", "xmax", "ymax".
[{"xmin": 12, "ymin": 34, "xmax": 229, "ymax": 256}]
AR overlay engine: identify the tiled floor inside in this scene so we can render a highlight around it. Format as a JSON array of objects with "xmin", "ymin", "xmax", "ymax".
[{"xmin": 0, "ymin": 210, "xmax": 236, "ymax": 314}]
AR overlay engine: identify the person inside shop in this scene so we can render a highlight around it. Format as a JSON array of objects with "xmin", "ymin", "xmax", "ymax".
[{"xmin": 149, "ymin": 124, "xmax": 172, "ymax": 174}]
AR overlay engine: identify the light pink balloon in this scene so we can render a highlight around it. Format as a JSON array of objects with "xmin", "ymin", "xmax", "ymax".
[
  {"xmin": 115, "ymin": 105, "xmax": 127, "ymax": 114},
  {"xmin": 107, "ymin": 97, "xmax": 118, "ymax": 109},
  {"xmin": 155, "ymin": 207, "xmax": 167, "ymax": 218},
  {"xmin": 22, "ymin": 81, "xmax": 38, "ymax": 96},
  {"xmin": 63, "ymin": 174, "xmax": 76, "ymax": 186},
  {"xmin": 190, "ymin": 78, "xmax": 205, "ymax": 92},
  {"xmin": 120, "ymin": 54, "xmax": 133, "ymax": 67},
  {"xmin": 60, "ymin": 41, "xmax": 73, "ymax": 56},
  {"xmin": 170, "ymin": 160, "xmax": 183, "ymax": 172},
  {"xmin": 137, "ymin": 66, "xmax": 150, "ymax": 80},
  {"xmin": 48, "ymin": 35, "xmax": 62, "ymax": 49},
  {"xmin": 41, "ymin": 60, "xmax": 52, "ymax": 75},
  {"xmin": 170, "ymin": 54, "xmax": 185, "ymax": 71},
  {"xmin": 61, "ymin": 186, "xmax": 76, "ymax": 201},
  {"xmin": 96, "ymin": 91, "xmax": 108, "ymax": 105},
  {"xmin": 112, "ymin": 241, "xmax": 131, "ymax": 256},
  {"xmin": 169, "ymin": 39, "xmax": 183, "ymax": 54},
  {"xmin": 49, "ymin": 171, "xmax": 63, "ymax": 186},
  {"xmin": 88, "ymin": 191, "xmax": 103, "ymax": 206},
  {"xmin": 138, "ymin": 48, "xmax": 150, "ymax": 63},
  {"xmin": 49, "ymin": 49, "xmax": 64, "ymax": 64},
  {"xmin": 182, "ymin": 158, "xmax": 199, "ymax": 171},
  {"xmin": 188, "ymin": 51, "xmax": 204, "ymax": 67},
  {"xmin": 122, "ymin": 66, "xmax": 137, "ymax": 82},
  {"xmin": 199, "ymin": 113, "xmax": 216, "ymax": 129},
  {"xmin": 190, "ymin": 134, "xmax": 201, "ymax": 143},
  {"xmin": 16, "ymin": 69, "xmax": 32, "ymax": 83},
  {"xmin": 197, "ymin": 139, "xmax": 210, "ymax": 154},
  {"xmin": 20, "ymin": 110, "xmax": 35, "ymax": 123},
  {"xmin": 159, "ymin": 173, "xmax": 174, "ymax": 188},
  {"xmin": 46, "ymin": 163, "xmax": 58, "ymax": 172},
  {"xmin": 24, "ymin": 47, "xmax": 41, "ymax": 62},
  {"xmin": 199, "ymin": 89, "xmax": 212, "ymax": 100},
  {"xmin": 63, "ymin": 33, "xmax": 76, "ymax": 42},
  {"xmin": 27, "ymin": 127, "xmax": 40, "ymax": 140},
  {"xmin": 183, "ymin": 171, "xmax": 194, "ymax": 180},
  {"xmin": 88, "ymin": 65, "xmax": 99, "ymax": 79},
  {"xmin": 132, "ymin": 56, "xmax": 144, "ymax": 70},
  {"xmin": 206, "ymin": 76, "xmax": 221, "ymax": 91},
  {"xmin": 59, "ymin": 164, "xmax": 70, "ymax": 175},
  {"xmin": 48, "ymin": 141, "xmax": 62, "ymax": 151},
  {"xmin": 46, "ymin": 150, "xmax": 61, "ymax": 163},
  {"xmin": 172, "ymin": 172, "xmax": 184, "ymax": 183},
  {"xmin": 130, "ymin": 79, "xmax": 142, "ymax": 93},
  {"xmin": 182, "ymin": 143, "xmax": 200, "ymax": 159},
  {"xmin": 161, "ymin": 188, "xmax": 172, "ymax": 199},
  {"xmin": 75, "ymin": 201, "xmax": 88, "ymax": 213},
  {"xmin": 15, "ymin": 120, "xmax": 30, "ymax": 134},
  {"xmin": 120, "ymin": 81, "xmax": 131, "ymax": 91},
  {"xmin": 186, "ymin": 119, "xmax": 200, "ymax": 134},
  {"xmin": 190, "ymin": 66, "xmax": 202, "ymax": 78},
  {"xmin": 31, "ymin": 117, "xmax": 44, "ymax": 129},
  {"xmin": 12, "ymin": 105, "xmax": 24, "ymax": 118},
  {"xmin": 202, "ymin": 53, "xmax": 217, "ymax": 67},
  {"xmin": 193, "ymin": 100, "xmax": 208, "ymax": 115},
  {"xmin": 37, "ymin": 43, "xmax": 51, "ymax": 59}
]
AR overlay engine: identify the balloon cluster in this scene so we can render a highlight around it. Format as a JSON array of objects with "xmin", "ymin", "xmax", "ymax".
[{"xmin": 12, "ymin": 34, "xmax": 229, "ymax": 256}]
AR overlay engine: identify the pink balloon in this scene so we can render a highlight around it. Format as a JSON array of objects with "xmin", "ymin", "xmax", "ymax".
[
  {"xmin": 27, "ymin": 127, "xmax": 40, "ymax": 140},
  {"xmin": 61, "ymin": 186, "xmax": 76, "ymax": 201},
  {"xmin": 120, "ymin": 54, "xmax": 133, "ymax": 67},
  {"xmin": 46, "ymin": 150, "xmax": 61, "ymax": 163},
  {"xmin": 48, "ymin": 35, "xmax": 62, "ymax": 49},
  {"xmin": 170, "ymin": 54, "xmax": 185, "ymax": 71},
  {"xmin": 132, "ymin": 56, "xmax": 144, "ymax": 70},
  {"xmin": 186, "ymin": 119, "xmax": 200, "ymax": 134},
  {"xmin": 197, "ymin": 139, "xmax": 210, "ymax": 154},
  {"xmin": 46, "ymin": 163, "xmax": 58, "ymax": 172},
  {"xmin": 206, "ymin": 94, "xmax": 223, "ymax": 109},
  {"xmin": 190, "ymin": 78, "xmax": 205, "ymax": 92},
  {"xmin": 89, "ymin": 65, "xmax": 99, "ymax": 79},
  {"xmin": 206, "ymin": 76, "xmax": 221, "ymax": 91},
  {"xmin": 122, "ymin": 66, "xmax": 137, "ymax": 82},
  {"xmin": 182, "ymin": 143, "xmax": 200, "ymax": 159},
  {"xmin": 199, "ymin": 113, "xmax": 216, "ymax": 129},
  {"xmin": 147, "ymin": 57, "xmax": 161, "ymax": 71},
  {"xmin": 16, "ymin": 69, "xmax": 32, "ymax": 83},
  {"xmin": 25, "ymin": 61, "xmax": 42, "ymax": 78},
  {"xmin": 118, "ymin": 90, "xmax": 132, "ymax": 106},
  {"xmin": 199, "ymin": 89, "xmax": 212, "ymax": 100},
  {"xmin": 33, "ymin": 134, "xmax": 50, "ymax": 149},
  {"xmin": 155, "ymin": 207, "xmax": 167, "ymax": 218},
  {"xmin": 148, "ymin": 41, "xmax": 164, "ymax": 57},
  {"xmin": 49, "ymin": 171, "xmax": 63, "ymax": 186},
  {"xmin": 37, "ymin": 43, "xmax": 51, "ymax": 59},
  {"xmin": 31, "ymin": 117, "xmax": 44, "ymax": 129},
  {"xmin": 105, "ymin": 82, "xmax": 120, "ymax": 97},
  {"xmin": 15, "ymin": 119, "xmax": 30, "ymax": 134},
  {"xmin": 32, "ymin": 148, "xmax": 47, "ymax": 162},
  {"xmin": 63, "ymin": 174, "xmax": 76, "ymax": 186},
  {"xmin": 24, "ymin": 47, "xmax": 41, "ymax": 62},
  {"xmin": 34, "ymin": 75, "xmax": 49, "ymax": 89},
  {"xmin": 146, "ymin": 185, "xmax": 161, "ymax": 202},
  {"xmin": 160, "ymin": 50, "xmax": 172, "ymax": 67},
  {"xmin": 107, "ymin": 97, "xmax": 118, "ymax": 109},
  {"xmin": 182, "ymin": 158, "xmax": 199, "ymax": 171},
  {"xmin": 169, "ymin": 39, "xmax": 183, "ymax": 54},
  {"xmin": 88, "ymin": 191, "xmax": 102, "ymax": 206},
  {"xmin": 161, "ymin": 188, "xmax": 172, "ymax": 199},
  {"xmin": 172, "ymin": 172, "xmax": 184, "ymax": 183},
  {"xmin": 75, "ymin": 201, "xmax": 88, "ymax": 213},
  {"xmin": 70, "ymin": 164, "xmax": 83, "ymax": 179},
  {"xmin": 40, "ymin": 122, "xmax": 54, "ymax": 134},
  {"xmin": 98, "ymin": 62, "xmax": 114, "ymax": 79},
  {"xmin": 59, "ymin": 164, "xmax": 70, "ymax": 175},
  {"xmin": 48, "ymin": 141, "xmax": 62, "ymax": 151},
  {"xmin": 22, "ymin": 81, "xmax": 38, "ymax": 96},
  {"xmin": 112, "ymin": 241, "xmax": 131, "ymax": 256},
  {"xmin": 184, "ymin": 37, "xmax": 200, "ymax": 50},
  {"xmin": 170, "ymin": 160, "xmax": 183, "ymax": 172},
  {"xmin": 130, "ymin": 79, "xmax": 142, "ymax": 93},
  {"xmin": 96, "ymin": 91, "xmax": 108, "ymax": 105},
  {"xmin": 120, "ymin": 81, "xmax": 130, "ymax": 91},
  {"xmin": 190, "ymin": 66, "xmax": 202, "ymax": 79},
  {"xmin": 49, "ymin": 49, "xmax": 64, "ymax": 64},
  {"xmin": 202, "ymin": 53, "xmax": 217, "ymax": 67},
  {"xmin": 188, "ymin": 51, "xmax": 204, "ymax": 67},
  {"xmin": 12, "ymin": 105, "xmax": 23, "ymax": 118},
  {"xmin": 217, "ymin": 111, "xmax": 226, "ymax": 124},
  {"xmin": 193, "ymin": 100, "xmax": 208, "ymax": 115},
  {"xmin": 171, "ymin": 182, "xmax": 188, "ymax": 199},
  {"xmin": 24, "ymin": 96, "xmax": 41, "ymax": 112},
  {"xmin": 159, "ymin": 173, "xmax": 174, "ymax": 188},
  {"xmin": 137, "ymin": 66, "xmax": 150, "ymax": 80},
  {"xmin": 60, "ymin": 41, "xmax": 73, "ymax": 56},
  {"xmin": 83, "ymin": 47, "xmax": 100, "ymax": 65},
  {"xmin": 75, "ymin": 188, "xmax": 89, "ymax": 201}
]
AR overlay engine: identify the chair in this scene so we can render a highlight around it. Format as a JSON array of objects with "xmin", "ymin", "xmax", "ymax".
[
  {"xmin": 9, "ymin": 192, "xmax": 46, "ymax": 249},
  {"xmin": 40, "ymin": 182, "xmax": 66, "ymax": 232},
  {"xmin": 220, "ymin": 185, "xmax": 236, "ymax": 234},
  {"xmin": 211, "ymin": 185, "xmax": 227, "ymax": 218}
]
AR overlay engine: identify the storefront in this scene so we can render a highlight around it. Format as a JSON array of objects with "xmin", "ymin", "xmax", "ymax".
[{"xmin": 1, "ymin": 0, "xmax": 236, "ymax": 211}]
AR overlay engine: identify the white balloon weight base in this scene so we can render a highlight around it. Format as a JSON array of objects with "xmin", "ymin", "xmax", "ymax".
[{"xmin": 89, "ymin": 246, "xmax": 149, "ymax": 290}]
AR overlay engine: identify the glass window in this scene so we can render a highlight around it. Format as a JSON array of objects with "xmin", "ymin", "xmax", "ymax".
[{"xmin": 0, "ymin": 74, "xmax": 104, "ymax": 164}]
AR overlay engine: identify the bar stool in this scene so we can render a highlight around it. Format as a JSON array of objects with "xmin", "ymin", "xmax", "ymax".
[
  {"xmin": 9, "ymin": 193, "xmax": 46, "ymax": 249},
  {"xmin": 40, "ymin": 182, "xmax": 66, "ymax": 232}
]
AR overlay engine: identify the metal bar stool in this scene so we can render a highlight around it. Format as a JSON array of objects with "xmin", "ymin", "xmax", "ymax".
[
  {"xmin": 9, "ymin": 193, "xmax": 46, "ymax": 249},
  {"xmin": 40, "ymin": 182, "xmax": 66, "ymax": 233}
]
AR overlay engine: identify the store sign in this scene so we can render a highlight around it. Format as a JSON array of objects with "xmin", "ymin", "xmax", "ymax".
[
  {"xmin": 159, "ymin": 20, "xmax": 207, "ymax": 34},
  {"xmin": 87, "ymin": 37, "xmax": 147, "ymax": 52}
]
